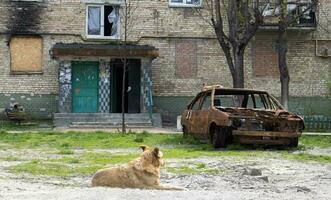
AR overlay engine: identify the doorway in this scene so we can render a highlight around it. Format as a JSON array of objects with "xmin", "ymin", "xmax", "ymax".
[
  {"xmin": 110, "ymin": 59, "xmax": 141, "ymax": 113},
  {"xmin": 72, "ymin": 61, "xmax": 99, "ymax": 113}
]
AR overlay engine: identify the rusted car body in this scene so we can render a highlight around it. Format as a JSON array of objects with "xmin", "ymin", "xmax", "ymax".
[{"xmin": 181, "ymin": 85, "xmax": 304, "ymax": 148}]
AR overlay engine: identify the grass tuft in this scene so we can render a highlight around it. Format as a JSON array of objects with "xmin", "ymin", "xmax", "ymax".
[
  {"xmin": 167, "ymin": 163, "xmax": 221, "ymax": 175},
  {"xmin": 58, "ymin": 149, "xmax": 74, "ymax": 155},
  {"xmin": 299, "ymin": 135, "xmax": 331, "ymax": 148},
  {"xmin": 0, "ymin": 156, "xmax": 21, "ymax": 161},
  {"xmin": 282, "ymin": 152, "xmax": 331, "ymax": 164}
]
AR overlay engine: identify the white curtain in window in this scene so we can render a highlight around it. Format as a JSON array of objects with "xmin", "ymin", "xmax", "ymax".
[
  {"xmin": 193, "ymin": 0, "xmax": 200, "ymax": 5},
  {"xmin": 88, "ymin": 7, "xmax": 101, "ymax": 35},
  {"xmin": 107, "ymin": 8, "xmax": 118, "ymax": 37},
  {"xmin": 186, "ymin": 0, "xmax": 200, "ymax": 5}
]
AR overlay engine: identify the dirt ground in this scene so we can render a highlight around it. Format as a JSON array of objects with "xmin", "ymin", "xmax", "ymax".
[{"xmin": 1, "ymin": 147, "xmax": 331, "ymax": 200}]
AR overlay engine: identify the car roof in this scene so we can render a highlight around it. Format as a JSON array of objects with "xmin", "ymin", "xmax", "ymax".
[{"xmin": 201, "ymin": 86, "xmax": 268, "ymax": 94}]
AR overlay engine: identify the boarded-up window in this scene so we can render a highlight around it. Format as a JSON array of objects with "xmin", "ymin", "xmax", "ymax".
[
  {"xmin": 252, "ymin": 38, "xmax": 279, "ymax": 77},
  {"xmin": 175, "ymin": 40, "xmax": 197, "ymax": 79},
  {"xmin": 10, "ymin": 36, "xmax": 43, "ymax": 74}
]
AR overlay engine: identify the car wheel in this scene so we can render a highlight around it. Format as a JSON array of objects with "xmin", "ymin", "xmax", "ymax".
[
  {"xmin": 289, "ymin": 137, "xmax": 299, "ymax": 148},
  {"xmin": 182, "ymin": 126, "xmax": 188, "ymax": 137},
  {"xmin": 211, "ymin": 127, "xmax": 227, "ymax": 148}
]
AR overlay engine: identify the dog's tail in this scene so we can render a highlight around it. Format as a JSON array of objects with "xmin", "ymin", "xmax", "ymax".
[{"xmin": 154, "ymin": 184, "xmax": 186, "ymax": 191}]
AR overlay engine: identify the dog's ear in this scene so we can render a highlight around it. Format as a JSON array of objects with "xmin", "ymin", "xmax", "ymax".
[
  {"xmin": 140, "ymin": 145, "xmax": 148, "ymax": 151},
  {"xmin": 153, "ymin": 147, "xmax": 162, "ymax": 158}
]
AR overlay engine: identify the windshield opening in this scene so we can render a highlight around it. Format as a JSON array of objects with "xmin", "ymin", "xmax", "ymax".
[{"xmin": 211, "ymin": 92, "xmax": 280, "ymax": 110}]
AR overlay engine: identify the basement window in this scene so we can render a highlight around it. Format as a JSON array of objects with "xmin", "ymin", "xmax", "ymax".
[
  {"xmin": 86, "ymin": 5, "xmax": 120, "ymax": 39},
  {"xmin": 10, "ymin": 35, "xmax": 43, "ymax": 74},
  {"xmin": 169, "ymin": 0, "xmax": 202, "ymax": 7}
]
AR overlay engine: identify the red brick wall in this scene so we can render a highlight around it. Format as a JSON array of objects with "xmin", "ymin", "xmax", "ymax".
[{"xmin": 175, "ymin": 40, "xmax": 197, "ymax": 79}]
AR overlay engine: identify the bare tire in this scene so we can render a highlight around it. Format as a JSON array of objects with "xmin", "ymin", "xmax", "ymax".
[
  {"xmin": 211, "ymin": 126, "xmax": 227, "ymax": 148},
  {"xmin": 289, "ymin": 137, "xmax": 299, "ymax": 148}
]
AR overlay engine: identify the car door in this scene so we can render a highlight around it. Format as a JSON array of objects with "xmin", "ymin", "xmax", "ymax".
[
  {"xmin": 185, "ymin": 94, "xmax": 204, "ymax": 135},
  {"xmin": 192, "ymin": 93, "xmax": 211, "ymax": 139}
]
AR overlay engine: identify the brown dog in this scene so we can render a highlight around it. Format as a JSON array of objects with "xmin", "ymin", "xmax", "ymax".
[{"xmin": 91, "ymin": 145, "xmax": 184, "ymax": 190}]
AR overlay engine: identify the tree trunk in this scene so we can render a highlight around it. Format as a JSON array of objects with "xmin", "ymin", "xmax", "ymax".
[
  {"xmin": 278, "ymin": 24, "xmax": 290, "ymax": 109},
  {"xmin": 215, "ymin": 37, "xmax": 237, "ymax": 88},
  {"xmin": 121, "ymin": 0, "xmax": 128, "ymax": 133},
  {"xmin": 121, "ymin": 58, "xmax": 126, "ymax": 133},
  {"xmin": 233, "ymin": 47, "xmax": 245, "ymax": 88}
]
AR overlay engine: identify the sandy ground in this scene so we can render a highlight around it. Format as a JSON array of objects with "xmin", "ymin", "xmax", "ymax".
[{"xmin": 1, "ymin": 147, "xmax": 331, "ymax": 200}]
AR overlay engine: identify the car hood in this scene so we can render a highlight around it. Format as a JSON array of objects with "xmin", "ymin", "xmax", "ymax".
[{"xmin": 217, "ymin": 107, "xmax": 304, "ymax": 132}]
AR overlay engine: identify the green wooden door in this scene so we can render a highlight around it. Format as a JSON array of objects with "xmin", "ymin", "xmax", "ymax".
[{"xmin": 72, "ymin": 61, "xmax": 99, "ymax": 113}]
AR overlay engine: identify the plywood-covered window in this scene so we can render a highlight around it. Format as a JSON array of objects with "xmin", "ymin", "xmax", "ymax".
[
  {"xmin": 252, "ymin": 38, "xmax": 279, "ymax": 77},
  {"xmin": 10, "ymin": 36, "xmax": 43, "ymax": 74},
  {"xmin": 175, "ymin": 40, "xmax": 197, "ymax": 79}
]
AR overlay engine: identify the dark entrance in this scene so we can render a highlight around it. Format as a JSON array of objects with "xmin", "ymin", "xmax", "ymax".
[{"xmin": 111, "ymin": 59, "xmax": 141, "ymax": 113}]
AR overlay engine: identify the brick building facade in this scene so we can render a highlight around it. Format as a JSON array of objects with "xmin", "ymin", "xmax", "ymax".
[{"xmin": 0, "ymin": 0, "xmax": 330, "ymax": 125}]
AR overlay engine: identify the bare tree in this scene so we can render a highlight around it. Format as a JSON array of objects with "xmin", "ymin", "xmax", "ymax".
[
  {"xmin": 118, "ymin": 0, "xmax": 140, "ymax": 133},
  {"xmin": 121, "ymin": 0, "xmax": 129, "ymax": 133},
  {"xmin": 200, "ymin": 0, "xmax": 265, "ymax": 88},
  {"xmin": 274, "ymin": 0, "xmax": 318, "ymax": 109}
]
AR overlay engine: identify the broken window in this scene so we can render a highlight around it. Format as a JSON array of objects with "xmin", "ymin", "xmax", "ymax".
[
  {"xmin": 10, "ymin": 35, "xmax": 43, "ymax": 74},
  {"xmin": 259, "ymin": 0, "xmax": 316, "ymax": 26},
  {"xmin": 169, "ymin": 0, "xmax": 202, "ymax": 7},
  {"xmin": 86, "ymin": 5, "xmax": 119, "ymax": 38}
]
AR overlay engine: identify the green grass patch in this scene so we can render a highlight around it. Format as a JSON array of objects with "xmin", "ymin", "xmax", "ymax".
[
  {"xmin": 58, "ymin": 149, "xmax": 74, "ymax": 155},
  {"xmin": 167, "ymin": 163, "xmax": 221, "ymax": 174},
  {"xmin": 0, "ymin": 131, "xmax": 203, "ymax": 150},
  {"xmin": 2, "ymin": 132, "xmax": 331, "ymax": 178},
  {"xmin": 0, "ymin": 156, "xmax": 21, "ymax": 161},
  {"xmin": 9, "ymin": 159, "xmax": 104, "ymax": 177},
  {"xmin": 299, "ymin": 135, "xmax": 331, "ymax": 148},
  {"xmin": 80, "ymin": 152, "xmax": 139, "ymax": 165},
  {"xmin": 163, "ymin": 148, "xmax": 269, "ymax": 159},
  {"xmin": 282, "ymin": 152, "xmax": 331, "ymax": 164},
  {"xmin": 0, "ymin": 120, "xmax": 53, "ymax": 131},
  {"xmin": 0, "ymin": 122, "xmax": 38, "ymax": 131},
  {"xmin": 9, "ymin": 152, "xmax": 141, "ymax": 177},
  {"xmin": 10, "ymin": 160, "xmax": 73, "ymax": 177},
  {"xmin": 52, "ymin": 157, "xmax": 80, "ymax": 164}
]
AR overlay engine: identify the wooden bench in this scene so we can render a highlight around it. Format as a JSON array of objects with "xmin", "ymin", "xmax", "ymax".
[{"xmin": 4, "ymin": 107, "xmax": 26, "ymax": 125}]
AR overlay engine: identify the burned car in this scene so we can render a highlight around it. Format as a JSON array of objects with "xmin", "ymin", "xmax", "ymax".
[{"xmin": 181, "ymin": 85, "xmax": 304, "ymax": 148}]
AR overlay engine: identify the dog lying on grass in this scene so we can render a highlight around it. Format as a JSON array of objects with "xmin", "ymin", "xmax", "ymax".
[{"xmin": 91, "ymin": 145, "xmax": 184, "ymax": 190}]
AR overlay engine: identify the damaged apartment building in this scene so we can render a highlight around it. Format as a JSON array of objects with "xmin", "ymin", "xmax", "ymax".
[{"xmin": 0, "ymin": 0, "xmax": 330, "ymax": 127}]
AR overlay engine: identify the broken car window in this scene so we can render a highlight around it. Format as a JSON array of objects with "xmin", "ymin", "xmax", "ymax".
[
  {"xmin": 254, "ymin": 94, "xmax": 266, "ymax": 109},
  {"xmin": 212, "ymin": 92, "xmax": 279, "ymax": 110},
  {"xmin": 201, "ymin": 95, "xmax": 211, "ymax": 109}
]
